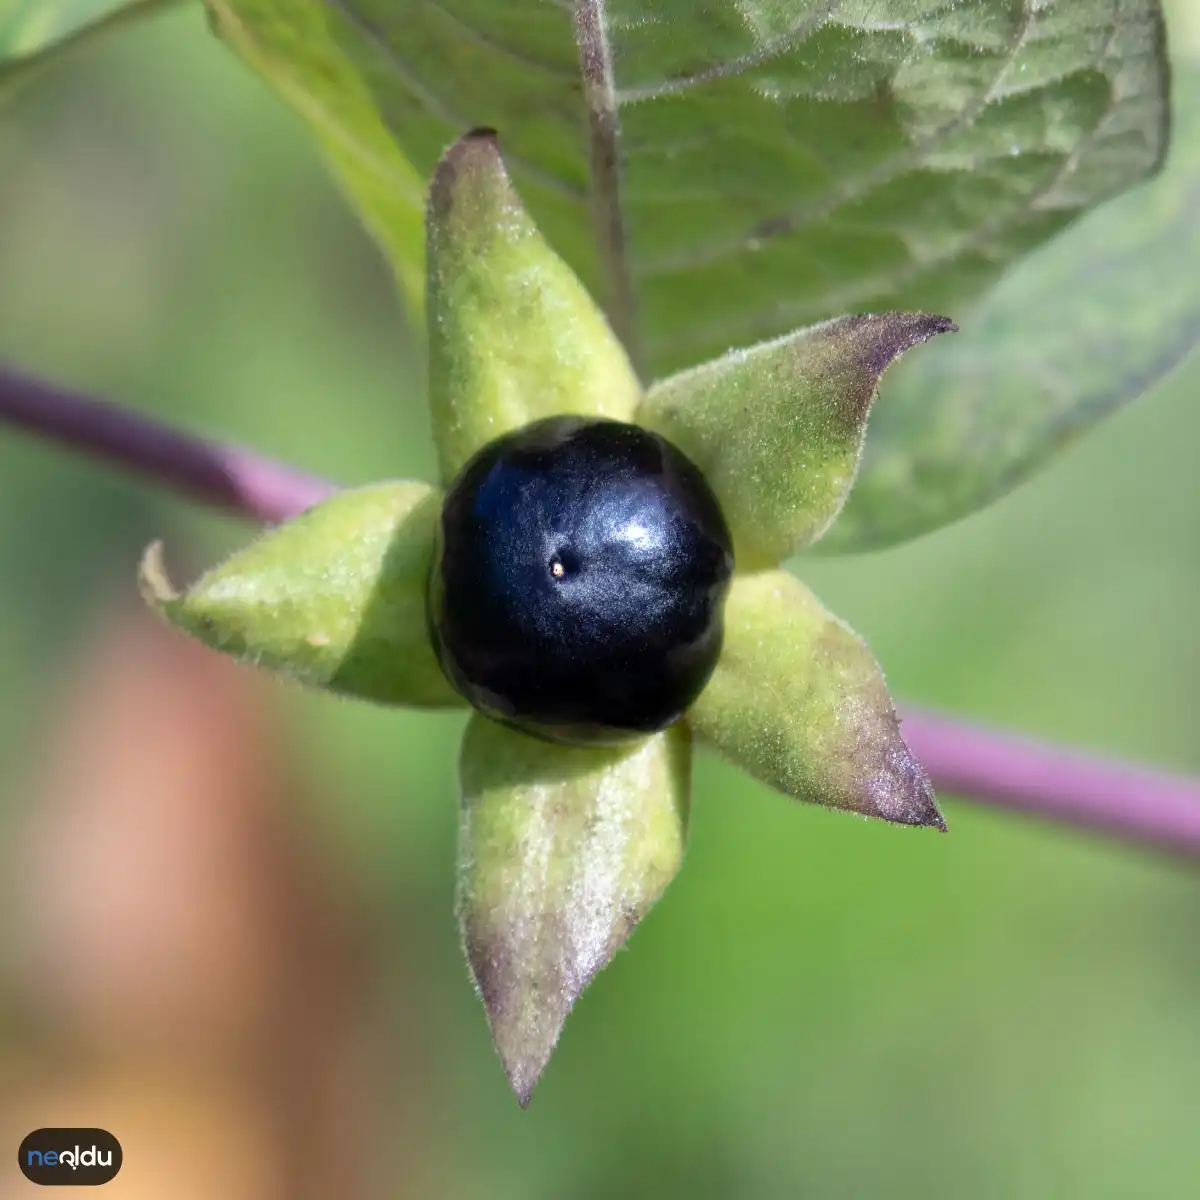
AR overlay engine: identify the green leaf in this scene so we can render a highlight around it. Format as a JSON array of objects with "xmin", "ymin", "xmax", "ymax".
[
  {"xmin": 638, "ymin": 312, "xmax": 954, "ymax": 569},
  {"xmin": 206, "ymin": 0, "xmax": 428, "ymax": 304},
  {"xmin": 139, "ymin": 481, "xmax": 464, "ymax": 708},
  {"xmin": 206, "ymin": 0, "xmax": 1167, "ymax": 376},
  {"xmin": 0, "ymin": 0, "xmax": 181, "ymax": 97},
  {"xmin": 689, "ymin": 570, "xmax": 943, "ymax": 829},
  {"xmin": 457, "ymin": 714, "xmax": 690, "ymax": 1105},
  {"xmin": 426, "ymin": 129, "xmax": 641, "ymax": 485},
  {"xmin": 823, "ymin": 62, "xmax": 1200, "ymax": 552}
]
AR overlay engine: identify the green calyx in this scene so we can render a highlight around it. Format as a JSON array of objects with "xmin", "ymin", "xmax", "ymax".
[
  {"xmin": 458, "ymin": 717, "xmax": 691, "ymax": 1107},
  {"xmin": 690, "ymin": 571, "xmax": 942, "ymax": 829},
  {"xmin": 639, "ymin": 313, "xmax": 956, "ymax": 568},
  {"xmin": 426, "ymin": 129, "xmax": 642, "ymax": 485},
  {"xmin": 141, "ymin": 130, "xmax": 950, "ymax": 1105},
  {"xmin": 140, "ymin": 481, "xmax": 460, "ymax": 708}
]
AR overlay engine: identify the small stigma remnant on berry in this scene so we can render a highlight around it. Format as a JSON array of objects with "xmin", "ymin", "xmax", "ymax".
[{"xmin": 429, "ymin": 416, "xmax": 734, "ymax": 746}]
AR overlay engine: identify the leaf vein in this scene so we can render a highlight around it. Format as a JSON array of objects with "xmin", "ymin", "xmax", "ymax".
[
  {"xmin": 613, "ymin": 0, "xmax": 842, "ymax": 105},
  {"xmin": 631, "ymin": 3, "xmax": 1123, "ymax": 280}
]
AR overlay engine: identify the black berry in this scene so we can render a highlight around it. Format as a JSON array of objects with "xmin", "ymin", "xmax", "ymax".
[{"xmin": 430, "ymin": 416, "xmax": 734, "ymax": 744}]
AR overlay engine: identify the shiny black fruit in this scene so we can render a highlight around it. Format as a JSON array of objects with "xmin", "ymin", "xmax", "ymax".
[{"xmin": 430, "ymin": 416, "xmax": 734, "ymax": 744}]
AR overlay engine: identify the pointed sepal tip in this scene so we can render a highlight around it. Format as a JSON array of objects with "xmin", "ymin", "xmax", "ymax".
[
  {"xmin": 457, "ymin": 717, "xmax": 691, "ymax": 1105},
  {"xmin": 426, "ymin": 128, "xmax": 642, "ymax": 485},
  {"xmin": 639, "ymin": 311, "xmax": 957, "ymax": 567},
  {"xmin": 138, "ymin": 539, "xmax": 179, "ymax": 610},
  {"xmin": 690, "ymin": 571, "xmax": 946, "ymax": 831}
]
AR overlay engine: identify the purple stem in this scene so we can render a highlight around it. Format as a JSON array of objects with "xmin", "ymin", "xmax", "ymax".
[
  {"xmin": 902, "ymin": 710, "xmax": 1200, "ymax": 858},
  {"xmin": 3, "ymin": 363, "xmax": 1200, "ymax": 856},
  {"xmin": 0, "ymin": 366, "xmax": 338, "ymax": 523}
]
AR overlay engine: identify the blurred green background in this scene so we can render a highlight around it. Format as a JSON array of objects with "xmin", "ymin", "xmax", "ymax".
[{"xmin": 0, "ymin": 5, "xmax": 1198, "ymax": 1197}]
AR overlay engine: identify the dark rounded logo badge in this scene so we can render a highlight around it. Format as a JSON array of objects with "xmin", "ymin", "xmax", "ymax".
[{"xmin": 18, "ymin": 1130, "xmax": 122, "ymax": 1186}]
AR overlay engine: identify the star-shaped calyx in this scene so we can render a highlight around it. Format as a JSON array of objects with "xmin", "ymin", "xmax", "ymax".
[{"xmin": 139, "ymin": 129, "xmax": 954, "ymax": 1106}]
